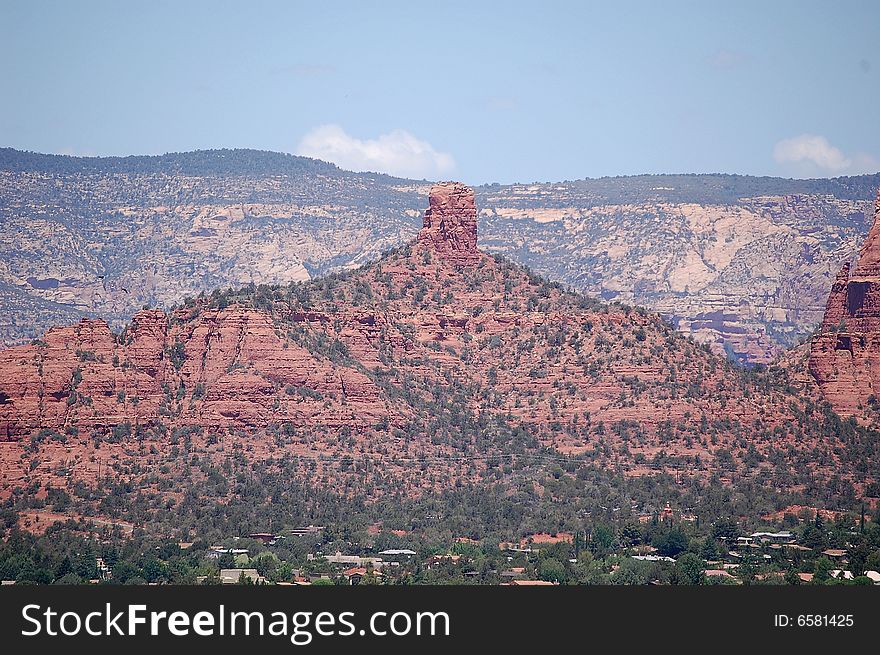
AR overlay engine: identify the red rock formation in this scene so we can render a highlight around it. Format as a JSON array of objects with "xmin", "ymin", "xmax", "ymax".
[
  {"xmin": 417, "ymin": 181, "xmax": 479, "ymax": 263},
  {"xmin": 854, "ymin": 190, "xmax": 880, "ymax": 279},
  {"xmin": 0, "ymin": 305, "xmax": 389, "ymax": 440},
  {"xmin": 0, "ymin": 181, "xmax": 870, "ymax": 501},
  {"xmin": 810, "ymin": 190, "xmax": 880, "ymax": 414}
]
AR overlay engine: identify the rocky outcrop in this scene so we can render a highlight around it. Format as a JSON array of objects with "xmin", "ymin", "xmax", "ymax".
[
  {"xmin": 810, "ymin": 190, "xmax": 880, "ymax": 414},
  {"xmin": 854, "ymin": 191, "xmax": 880, "ymax": 279},
  {"xmin": 418, "ymin": 182, "xmax": 479, "ymax": 263},
  {"xmin": 0, "ymin": 305, "xmax": 389, "ymax": 439},
  {"xmin": 0, "ymin": 179, "xmax": 873, "ymax": 502}
]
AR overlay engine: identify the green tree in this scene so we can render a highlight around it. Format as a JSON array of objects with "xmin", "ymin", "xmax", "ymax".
[
  {"xmin": 612, "ymin": 558, "xmax": 651, "ymax": 585},
  {"xmin": 813, "ymin": 557, "xmax": 833, "ymax": 584},
  {"xmin": 738, "ymin": 556, "xmax": 757, "ymax": 585},
  {"xmin": 591, "ymin": 524, "xmax": 616, "ymax": 558},
  {"xmin": 700, "ymin": 537, "xmax": 718, "ymax": 560},
  {"xmin": 539, "ymin": 557, "xmax": 567, "ymax": 584},
  {"xmin": 655, "ymin": 528, "xmax": 688, "ymax": 557},
  {"xmin": 674, "ymin": 553, "xmax": 705, "ymax": 585}
]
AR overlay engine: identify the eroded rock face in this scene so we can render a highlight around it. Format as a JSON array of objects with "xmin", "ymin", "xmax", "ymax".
[
  {"xmin": 0, "ymin": 180, "xmax": 872, "ymax": 501},
  {"xmin": 0, "ymin": 306, "xmax": 387, "ymax": 439},
  {"xmin": 810, "ymin": 190, "xmax": 880, "ymax": 414},
  {"xmin": 418, "ymin": 182, "xmax": 479, "ymax": 263}
]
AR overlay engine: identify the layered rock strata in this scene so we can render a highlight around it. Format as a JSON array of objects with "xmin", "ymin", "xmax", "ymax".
[{"xmin": 809, "ymin": 190, "xmax": 880, "ymax": 414}]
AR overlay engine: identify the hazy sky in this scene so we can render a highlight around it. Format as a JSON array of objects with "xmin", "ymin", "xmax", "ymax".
[{"xmin": 2, "ymin": 0, "xmax": 878, "ymax": 183}]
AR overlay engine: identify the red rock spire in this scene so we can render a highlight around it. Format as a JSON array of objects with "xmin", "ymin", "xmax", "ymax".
[
  {"xmin": 819, "ymin": 262, "xmax": 850, "ymax": 330},
  {"xmin": 418, "ymin": 181, "xmax": 479, "ymax": 263},
  {"xmin": 810, "ymin": 189, "xmax": 880, "ymax": 415},
  {"xmin": 853, "ymin": 189, "xmax": 880, "ymax": 279}
]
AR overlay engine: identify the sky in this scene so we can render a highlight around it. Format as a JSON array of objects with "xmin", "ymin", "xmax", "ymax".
[{"xmin": 1, "ymin": 0, "xmax": 878, "ymax": 184}]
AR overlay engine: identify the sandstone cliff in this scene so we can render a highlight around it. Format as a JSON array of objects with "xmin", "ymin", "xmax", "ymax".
[{"xmin": 810, "ymin": 190, "xmax": 880, "ymax": 416}]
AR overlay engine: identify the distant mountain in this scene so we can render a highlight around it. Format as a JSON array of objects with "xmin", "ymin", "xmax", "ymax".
[
  {"xmin": 0, "ymin": 147, "xmax": 344, "ymax": 177},
  {"xmin": 1, "ymin": 184, "xmax": 876, "ymax": 539},
  {"xmin": 1, "ymin": 147, "xmax": 878, "ymax": 363},
  {"xmin": 476, "ymin": 174, "xmax": 880, "ymax": 363}
]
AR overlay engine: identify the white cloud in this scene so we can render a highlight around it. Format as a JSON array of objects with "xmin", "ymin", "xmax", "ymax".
[
  {"xmin": 296, "ymin": 124, "xmax": 456, "ymax": 179},
  {"xmin": 773, "ymin": 134, "xmax": 878, "ymax": 175}
]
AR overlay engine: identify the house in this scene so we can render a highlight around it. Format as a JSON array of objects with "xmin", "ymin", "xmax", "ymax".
[
  {"xmin": 798, "ymin": 573, "xmax": 814, "ymax": 583},
  {"xmin": 705, "ymin": 569, "xmax": 737, "ymax": 581},
  {"xmin": 322, "ymin": 552, "xmax": 385, "ymax": 567},
  {"xmin": 821, "ymin": 549, "xmax": 848, "ymax": 561},
  {"xmin": 343, "ymin": 567, "xmax": 383, "ymax": 585},
  {"xmin": 769, "ymin": 543, "xmax": 812, "ymax": 552},
  {"xmin": 750, "ymin": 531, "xmax": 795, "ymax": 544},
  {"xmin": 219, "ymin": 568, "xmax": 265, "ymax": 584},
  {"xmin": 631, "ymin": 555, "xmax": 675, "ymax": 563},
  {"xmin": 500, "ymin": 567, "xmax": 527, "ymax": 580},
  {"xmin": 728, "ymin": 551, "xmax": 769, "ymax": 561},
  {"xmin": 206, "ymin": 547, "xmax": 249, "ymax": 560},
  {"xmin": 378, "ymin": 549, "xmax": 416, "ymax": 558},
  {"xmin": 830, "ymin": 570, "xmax": 854, "ymax": 581},
  {"xmin": 426, "ymin": 554, "xmax": 462, "ymax": 568},
  {"xmin": 248, "ymin": 533, "xmax": 277, "ymax": 543},
  {"xmin": 288, "ymin": 525, "xmax": 325, "ymax": 537},
  {"xmin": 505, "ymin": 580, "xmax": 557, "ymax": 586},
  {"xmin": 864, "ymin": 570, "xmax": 880, "ymax": 584}
]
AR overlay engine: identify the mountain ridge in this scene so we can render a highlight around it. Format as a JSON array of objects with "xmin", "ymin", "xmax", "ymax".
[
  {"xmin": 4, "ymin": 145, "xmax": 877, "ymax": 192},
  {"xmin": 2, "ymin": 146, "xmax": 878, "ymax": 364},
  {"xmin": 1, "ymin": 184, "xmax": 877, "ymax": 526}
]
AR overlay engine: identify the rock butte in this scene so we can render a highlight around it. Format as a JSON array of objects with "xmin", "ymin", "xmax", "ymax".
[
  {"xmin": 0, "ymin": 182, "xmax": 869, "ymax": 501},
  {"xmin": 810, "ymin": 189, "xmax": 880, "ymax": 415},
  {"xmin": 0, "ymin": 183, "xmax": 479, "ymax": 439},
  {"xmin": 417, "ymin": 181, "xmax": 480, "ymax": 263}
]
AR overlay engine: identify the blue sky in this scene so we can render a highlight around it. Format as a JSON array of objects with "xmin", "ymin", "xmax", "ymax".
[{"xmin": 1, "ymin": 0, "xmax": 878, "ymax": 183}]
